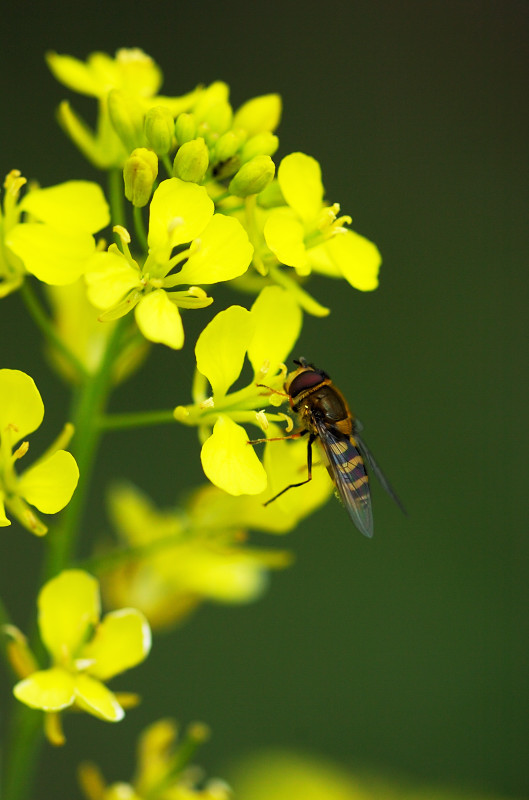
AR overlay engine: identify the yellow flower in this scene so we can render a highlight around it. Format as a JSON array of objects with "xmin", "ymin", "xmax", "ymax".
[
  {"xmin": 0, "ymin": 369, "xmax": 79, "ymax": 536},
  {"xmin": 263, "ymin": 152, "xmax": 381, "ymax": 289},
  {"xmin": 47, "ymin": 48, "xmax": 204, "ymax": 168},
  {"xmin": 12, "ymin": 569, "xmax": 151, "ymax": 744},
  {"xmin": 102, "ymin": 482, "xmax": 291, "ymax": 631},
  {"xmin": 85, "ymin": 178, "xmax": 253, "ymax": 349},
  {"xmin": 174, "ymin": 285, "xmax": 333, "ymax": 516},
  {"xmin": 2, "ymin": 172, "xmax": 109, "ymax": 289},
  {"xmin": 79, "ymin": 719, "xmax": 229, "ymax": 800},
  {"xmin": 175, "ymin": 285, "xmax": 301, "ymax": 495}
]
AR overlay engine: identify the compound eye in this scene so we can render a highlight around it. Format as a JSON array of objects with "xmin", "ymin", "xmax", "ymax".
[{"xmin": 288, "ymin": 369, "xmax": 325, "ymax": 396}]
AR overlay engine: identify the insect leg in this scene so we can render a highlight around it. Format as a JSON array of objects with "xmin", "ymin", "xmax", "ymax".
[
  {"xmin": 247, "ymin": 431, "xmax": 305, "ymax": 445},
  {"xmin": 263, "ymin": 432, "xmax": 315, "ymax": 506}
]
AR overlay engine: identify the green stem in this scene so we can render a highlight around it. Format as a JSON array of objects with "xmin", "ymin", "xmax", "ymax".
[
  {"xmin": 44, "ymin": 317, "xmax": 129, "ymax": 577},
  {"xmin": 133, "ymin": 204, "xmax": 148, "ymax": 252},
  {"xmin": 108, "ymin": 168, "xmax": 126, "ymax": 229},
  {"xmin": 161, "ymin": 153, "xmax": 173, "ymax": 177},
  {"xmin": 2, "ymin": 708, "xmax": 44, "ymax": 800},
  {"xmin": 0, "ymin": 596, "xmax": 43, "ymax": 800},
  {"xmin": 97, "ymin": 408, "xmax": 175, "ymax": 431},
  {"xmin": 19, "ymin": 281, "xmax": 88, "ymax": 382}
]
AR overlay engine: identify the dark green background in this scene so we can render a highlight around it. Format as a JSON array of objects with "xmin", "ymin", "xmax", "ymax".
[{"xmin": 1, "ymin": 1, "xmax": 527, "ymax": 797}]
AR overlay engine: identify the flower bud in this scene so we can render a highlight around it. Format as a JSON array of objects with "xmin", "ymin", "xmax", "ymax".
[
  {"xmin": 175, "ymin": 113, "xmax": 197, "ymax": 145},
  {"xmin": 107, "ymin": 89, "xmax": 145, "ymax": 152},
  {"xmin": 199, "ymin": 101, "xmax": 233, "ymax": 138},
  {"xmin": 173, "ymin": 138, "xmax": 209, "ymax": 183},
  {"xmin": 228, "ymin": 155, "xmax": 275, "ymax": 197},
  {"xmin": 213, "ymin": 130, "xmax": 245, "ymax": 164},
  {"xmin": 241, "ymin": 132, "xmax": 279, "ymax": 163},
  {"xmin": 123, "ymin": 148, "xmax": 158, "ymax": 207},
  {"xmin": 144, "ymin": 106, "xmax": 174, "ymax": 155}
]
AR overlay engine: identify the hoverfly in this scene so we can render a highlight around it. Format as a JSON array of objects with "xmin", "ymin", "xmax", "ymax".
[{"xmin": 259, "ymin": 358, "xmax": 405, "ymax": 537}]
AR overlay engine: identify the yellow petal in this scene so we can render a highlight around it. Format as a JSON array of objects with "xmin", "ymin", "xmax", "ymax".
[
  {"xmin": 81, "ymin": 609, "xmax": 152, "ymax": 681},
  {"xmin": 20, "ymin": 181, "xmax": 110, "ymax": 235},
  {"xmin": 0, "ymin": 369, "xmax": 44, "ymax": 444},
  {"xmin": 248, "ymin": 286, "xmax": 302, "ymax": 376},
  {"xmin": 175, "ymin": 214, "xmax": 253, "ymax": 285},
  {"xmin": 18, "ymin": 450, "xmax": 79, "ymax": 514},
  {"xmin": 278, "ymin": 152, "xmax": 323, "ymax": 224},
  {"xmin": 38, "ymin": 570, "xmax": 100, "ymax": 663},
  {"xmin": 46, "ymin": 49, "xmax": 162, "ymax": 99},
  {"xmin": 7, "ymin": 223, "xmax": 96, "ymax": 285},
  {"xmin": 46, "ymin": 51, "xmax": 115, "ymax": 97},
  {"xmin": 85, "ymin": 250, "xmax": 141, "ymax": 309},
  {"xmin": 311, "ymin": 229, "xmax": 381, "ymax": 291},
  {"xmin": 0, "ymin": 491, "xmax": 12, "ymax": 526},
  {"xmin": 74, "ymin": 674, "xmax": 125, "ymax": 721},
  {"xmin": 174, "ymin": 546, "xmax": 269, "ymax": 603},
  {"xmin": 147, "ymin": 178, "xmax": 213, "ymax": 251},
  {"xmin": 263, "ymin": 208, "xmax": 309, "ymax": 272},
  {"xmin": 134, "ymin": 291, "xmax": 184, "ymax": 349},
  {"xmin": 201, "ymin": 416, "xmax": 267, "ymax": 496},
  {"xmin": 195, "ymin": 305, "xmax": 254, "ymax": 398},
  {"xmin": 233, "ymin": 94, "xmax": 282, "ymax": 135},
  {"xmin": 13, "ymin": 667, "xmax": 75, "ymax": 710}
]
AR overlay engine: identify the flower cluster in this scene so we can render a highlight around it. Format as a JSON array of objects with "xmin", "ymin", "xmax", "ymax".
[
  {"xmin": 7, "ymin": 570, "xmax": 151, "ymax": 745},
  {"xmin": 1, "ymin": 46, "xmax": 387, "ymax": 799}
]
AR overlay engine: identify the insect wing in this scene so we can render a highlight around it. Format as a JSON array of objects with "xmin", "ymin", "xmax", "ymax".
[
  {"xmin": 355, "ymin": 432, "xmax": 406, "ymax": 515},
  {"xmin": 314, "ymin": 418, "xmax": 374, "ymax": 537}
]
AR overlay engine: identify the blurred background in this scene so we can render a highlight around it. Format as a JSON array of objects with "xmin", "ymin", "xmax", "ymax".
[{"xmin": 0, "ymin": 1, "xmax": 527, "ymax": 798}]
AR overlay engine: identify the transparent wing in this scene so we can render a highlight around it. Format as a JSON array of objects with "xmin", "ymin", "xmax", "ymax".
[
  {"xmin": 354, "ymin": 431, "xmax": 406, "ymax": 515},
  {"xmin": 314, "ymin": 418, "xmax": 374, "ymax": 538}
]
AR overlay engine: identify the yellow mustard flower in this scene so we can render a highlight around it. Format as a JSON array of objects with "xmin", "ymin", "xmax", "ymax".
[
  {"xmin": 47, "ymin": 48, "xmax": 204, "ymax": 169},
  {"xmin": 85, "ymin": 177, "xmax": 253, "ymax": 349},
  {"xmin": 263, "ymin": 152, "xmax": 381, "ymax": 290},
  {"xmin": 174, "ymin": 285, "xmax": 333, "ymax": 513},
  {"xmin": 101, "ymin": 482, "xmax": 291, "ymax": 631},
  {"xmin": 79, "ymin": 718, "xmax": 230, "ymax": 800},
  {"xmin": 1, "ymin": 171, "xmax": 109, "ymax": 290},
  {"xmin": 12, "ymin": 569, "xmax": 151, "ymax": 744},
  {"xmin": 0, "ymin": 369, "xmax": 79, "ymax": 536}
]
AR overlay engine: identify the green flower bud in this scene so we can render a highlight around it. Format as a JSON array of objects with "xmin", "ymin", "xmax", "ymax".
[
  {"xmin": 213, "ymin": 130, "xmax": 246, "ymax": 164},
  {"xmin": 199, "ymin": 100, "xmax": 233, "ymax": 138},
  {"xmin": 228, "ymin": 155, "xmax": 275, "ymax": 198},
  {"xmin": 240, "ymin": 132, "xmax": 279, "ymax": 163},
  {"xmin": 123, "ymin": 148, "xmax": 158, "ymax": 207},
  {"xmin": 144, "ymin": 106, "xmax": 174, "ymax": 155},
  {"xmin": 175, "ymin": 113, "xmax": 197, "ymax": 145},
  {"xmin": 173, "ymin": 138, "xmax": 209, "ymax": 183},
  {"xmin": 108, "ymin": 89, "xmax": 145, "ymax": 152}
]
